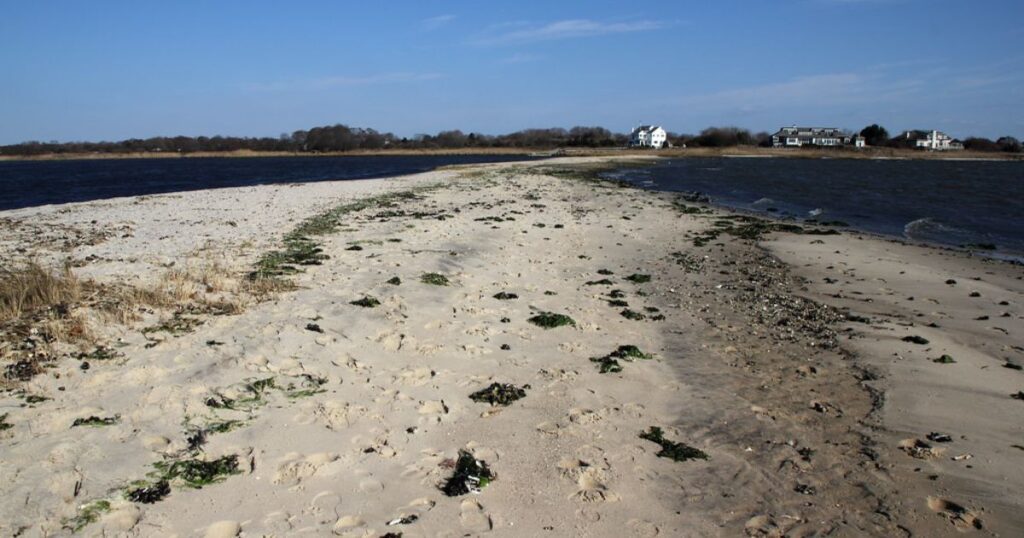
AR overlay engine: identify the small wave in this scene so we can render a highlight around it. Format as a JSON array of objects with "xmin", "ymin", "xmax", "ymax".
[
  {"xmin": 903, "ymin": 217, "xmax": 996, "ymax": 250},
  {"xmin": 808, "ymin": 208, "xmax": 824, "ymax": 217},
  {"xmin": 751, "ymin": 197, "xmax": 774, "ymax": 206}
]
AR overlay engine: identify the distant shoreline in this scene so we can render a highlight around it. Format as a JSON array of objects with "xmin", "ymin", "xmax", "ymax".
[{"xmin": 2, "ymin": 146, "xmax": 1021, "ymax": 162}]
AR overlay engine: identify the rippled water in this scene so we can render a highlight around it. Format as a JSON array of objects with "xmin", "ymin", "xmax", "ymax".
[
  {"xmin": 606, "ymin": 157, "xmax": 1024, "ymax": 258},
  {"xmin": 0, "ymin": 155, "xmax": 536, "ymax": 211}
]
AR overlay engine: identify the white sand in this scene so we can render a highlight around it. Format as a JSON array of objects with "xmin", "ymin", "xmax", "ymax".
[{"xmin": 0, "ymin": 158, "xmax": 1021, "ymax": 536}]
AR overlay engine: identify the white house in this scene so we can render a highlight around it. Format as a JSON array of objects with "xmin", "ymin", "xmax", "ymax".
[
  {"xmin": 900, "ymin": 130, "xmax": 963, "ymax": 151},
  {"xmin": 770, "ymin": 126, "xmax": 851, "ymax": 148},
  {"xmin": 630, "ymin": 125, "xmax": 667, "ymax": 149}
]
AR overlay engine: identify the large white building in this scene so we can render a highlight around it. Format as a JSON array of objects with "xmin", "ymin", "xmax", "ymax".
[
  {"xmin": 770, "ymin": 126, "xmax": 851, "ymax": 147},
  {"xmin": 630, "ymin": 125, "xmax": 667, "ymax": 149},
  {"xmin": 900, "ymin": 130, "xmax": 963, "ymax": 151}
]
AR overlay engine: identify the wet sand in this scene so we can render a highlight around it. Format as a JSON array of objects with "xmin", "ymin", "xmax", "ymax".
[{"xmin": 0, "ymin": 157, "xmax": 1020, "ymax": 536}]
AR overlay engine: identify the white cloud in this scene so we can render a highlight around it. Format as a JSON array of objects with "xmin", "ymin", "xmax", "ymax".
[
  {"xmin": 476, "ymin": 19, "xmax": 666, "ymax": 45},
  {"xmin": 422, "ymin": 14, "xmax": 456, "ymax": 30},
  {"xmin": 245, "ymin": 73, "xmax": 442, "ymax": 92}
]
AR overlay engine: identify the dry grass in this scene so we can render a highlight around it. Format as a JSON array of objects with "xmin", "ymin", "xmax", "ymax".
[{"xmin": 0, "ymin": 261, "xmax": 82, "ymax": 322}]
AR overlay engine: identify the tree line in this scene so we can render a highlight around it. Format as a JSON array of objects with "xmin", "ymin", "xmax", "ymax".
[{"xmin": 1, "ymin": 123, "xmax": 1020, "ymax": 156}]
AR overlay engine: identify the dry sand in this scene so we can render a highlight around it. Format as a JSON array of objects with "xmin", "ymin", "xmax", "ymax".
[{"xmin": 0, "ymin": 157, "xmax": 1021, "ymax": 537}]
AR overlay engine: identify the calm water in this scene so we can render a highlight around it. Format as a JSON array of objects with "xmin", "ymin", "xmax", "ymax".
[
  {"xmin": 606, "ymin": 157, "xmax": 1024, "ymax": 258},
  {"xmin": 0, "ymin": 155, "xmax": 535, "ymax": 211}
]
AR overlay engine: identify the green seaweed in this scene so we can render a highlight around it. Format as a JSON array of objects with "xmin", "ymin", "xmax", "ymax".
[
  {"xmin": 350, "ymin": 296, "xmax": 381, "ymax": 308},
  {"xmin": 152, "ymin": 455, "xmax": 240, "ymax": 488},
  {"xmin": 65, "ymin": 500, "xmax": 111, "ymax": 532},
  {"xmin": 624, "ymin": 274, "xmax": 652, "ymax": 284},
  {"xmin": 611, "ymin": 345, "xmax": 653, "ymax": 360},
  {"xmin": 421, "ymin": 273, "xmax": 450, "ymax": 286},
  {"xmin": 933, "ymin": 355, "xmax": 956, "ymax": 364},
  {"xmin": 468, "ymin": 383, "xmax": 528, "ymax": 406},
  {"xmin": 0, "ymin": 413, "xmax": 12, "ymax": 431},
  {"xmin": 597, "ymin": 269, "xmax": 615, "ymax": 275},
  {"xmin": 527, "ymin": 312, "xmax": 576, "ymax": 329},
  {"xmin": 441, "ymin": 450, "xmax": 495, "ymax": 497},
  {"xmin": 903, "ymin": 335, "xmax": 930, "ymax": 345},
  {"xmin": 590, "ymin": 356, "xmax": 622, "ymax": 373},
  {"xmin": 386, "ymin": 276, "xmax": 402, "ymax": 285},
  {"xmin": 585, "ymin": 279, "xmax": 614, "ymax": 286},
  {"xmin": 607, "ymin": 299, "xmax": 629, "ymax": 307},
  {"xmin": 493, "ymin": 292, "xmax": 518, "ymax": 300},
  {"xmin": 640, "ymin": 426, "xmax": 708, "ymax": 462}
]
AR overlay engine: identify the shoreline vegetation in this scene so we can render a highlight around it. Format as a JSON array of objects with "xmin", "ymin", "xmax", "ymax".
[
  {"xmin": 2, "ymin": 145, "xmax": 1023, "ymax": 161},
  {"xmin": 1, "ymin": 157, "xmax": 1021, "ymax": 535}
]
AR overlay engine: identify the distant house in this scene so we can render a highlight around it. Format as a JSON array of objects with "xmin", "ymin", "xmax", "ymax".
[
  {"xmin": 771, "ymin": 126, "xmax": 852, "ymax": 148},
  {"xmin": 630, "ymin": 125, "xmax": 667, "ymax": 149},
  {"xmin": 853, "ymin": 136, "xmax": 867, "ymax": 148},
  {"xmin": 899, "ymin": 130, "xmax": 964, "ymax": 151}
]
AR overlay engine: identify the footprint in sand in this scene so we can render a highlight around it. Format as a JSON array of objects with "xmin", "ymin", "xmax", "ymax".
[
  {"xmin": 273, "ymin": 453, "xmax": 341, "ymax": 486},
  {"xmin": 627, "ymin": 518, "xmax": 660, "ymax": 537},
  {"xmin": 304, "ymin": 491, "xmax": 342, "ymax": 523},
  {"xmin": 332, "ymin": 515, "xmax": 371, "ymax": 537},
  {"xmin": 559, "ymin": 446, "xmax": 618, "ymax": 503},
  {"xmin": 460, "ymin": 499, "xmax": 493, "ymax": 533},
  {"xmin": 927, "ymin": 496, "xmax": 983, "ymax": 530}
]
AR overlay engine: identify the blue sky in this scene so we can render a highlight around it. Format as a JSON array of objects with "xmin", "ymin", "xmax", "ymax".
[{"xmin": 1, "ymin": 0, "xmax": 1022, "ymax": 143}]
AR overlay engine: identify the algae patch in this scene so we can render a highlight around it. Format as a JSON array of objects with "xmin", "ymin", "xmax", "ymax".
[
  {"xmin": 640, "ymin": 427, "xmax": 708, "ymax": 462},
  {"xmin": 528, "ymin": 312, "xmax": 576, "ymax": 329}
]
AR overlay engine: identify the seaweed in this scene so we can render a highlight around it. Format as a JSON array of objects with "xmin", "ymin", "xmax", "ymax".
[
  {"xmin": 72, "ymin": 416, "xmax": 119, "ymax": 428},
  {"xmin": 441, "ymin": 450, "xmax": 495, "ymax": 496},
  {"xmin": 933, "ymin": 355, "xmax": 956, "ymax": 364},
  {"xmin": 597, "ymin": 269, "xmax": 615, "ymax": 275},
  {"xmin": 152, "ymin": 454, "xmax": 240, "ymax": 488},
  {"xmin": 0, "ymin": 413, "xmax": 12, "ymax": 431},
  {"xmin": 607, "ymin": 299, "xmax": 629, "ymax": 307},
  {"xmin": 903, "ymin": 335, "xmax": 930, "ymax": 345},
  {"xmin": 421, "ymin": 273, "xmax": 450, "ymax": 286},
  {"xmin": 65, "ymin": 500, "xmax": 111, "ymax": 532},
  {"xmin": 283, "ymin": 374, "xmax": 328, "ymax": 399},
  {"xmin": 620, "ymin": 309, "xmax": 646, "ymax": 320},
  {"xmin": 608, "ymin": 289, "xmax": 626, "ymax": 299},
  {"xmin": 24, "ymin": 394, "xmax": 50, "ymax": 404},
  {"xmin": 386, "ymin": 276, "xmax": 402, "ymax": 285},
  {"xmin": 624, "ymin": 273, "xmax": 651, "ymax": 283},
  {"xmin": 585, "ymin": 279, "xmax": 614, "ymax": 286},
  {"xmin": 468, "ymin": 383, "xmax": 528, "ymax": 406},
  {"xmin": 590, "ymin": 356, "xmax": 622, "ymax": 373},
  {"xmin": 527, "ymin": 312, "xmax": 576, "ymax": 329},
  {"xmin": 640, "ymin": 427, "xmax": 708, "ymax": 462},
  {"xmin": 125, "ymin": 480, "xmax": 170, "ymax": 504},
  {"xmin": 78, "ymin": 346, "xmax": 120, "ymax": 361},
  {"xmin": 345, "ymin": 245, "xmax": 364, "ymax": 251},
  {"xmin": 305, "ymin": 323, "xmax": 324, "ymax": 333},
  {"xmin": 611, "ymin": 345, "xmax": 653, "ymax": 360},
  {"xmin": 350, "ymin": 296, "xmax": 381, "ymax": 308},
  {"xmin": 493, "ymin": 291, "xmax": 518, "ymax": 300}
]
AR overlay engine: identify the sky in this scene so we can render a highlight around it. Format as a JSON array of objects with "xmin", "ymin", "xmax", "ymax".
[{"xmin": 1, "ymin": 0, "xmax": 1022, "ymax": 144}]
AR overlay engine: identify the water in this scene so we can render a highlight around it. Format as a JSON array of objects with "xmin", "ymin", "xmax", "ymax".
[
  {"xmin": 0, "ymin": 155, "xmax": 536, "ymax": 211},
  {"xmin": 606, "ymin": 157, "xmax": 1024, "ymax": 258}
]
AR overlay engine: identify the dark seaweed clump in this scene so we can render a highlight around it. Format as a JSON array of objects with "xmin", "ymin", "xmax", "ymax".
[
  {"xmin": 591, "ymin": 345, "xmax": 653, "ymax": 373},
  {"xmin": 421, "ymin": 273, "xmax": 450, "ymax": 286},
  {"xmin": 625, "ymin": 273, "xmax": 652, "ymax": 284},
  {"xmin": 0, "ymin": 413, "xmax": 12, "ymax": 431},
  {"xmin": 585, "ymin": 279, "xmax": 614, "ymax": 286},
  {"xmin": 153, "ymin": 455, "xmax": 240, "ymax": 488},
  {"xmin": 350, "ymin": 296, "xmax": 381, "ymax": 308},
  {"xmin": 620, "ymin": 309, "xmax": 646, "ymax": 321},
  {"xmin": 903, "ymin": 335, "xmax": 930, "ymax": 345},
  {"xmin": 528, "ymin": 312, "xmax": 576, "ymax": 329},
  {"xmin": 493, "ymin": 292, "xmax": 518, "ymax": 300},
  {"xmin": 597, "ymin": 269, "xmax": 614, "ymax": 275},
  {"xmin": 640, "ymin": 427, "xmax": 708, "ymax": 462},
  {"xmin": 933, "ymin": 354, "xmax": 956, "ymax": 364},
  {"xmin": 72, "ymin": 416, "xmax": 119, "ymax": 428},
  {"xmin": 469, "ymin": 383, "xmax": 528, "ymax": 406},
  {"xmin": 441, "ymin": 450, "xmax": 495, "ymax": 496},
  {"xmin": 125, "ymin": 480, "xmax": 170, "ymax": 504},
  {"xmin": 386, "ymin": 276, "xmax": 402, "ymax": 285}
]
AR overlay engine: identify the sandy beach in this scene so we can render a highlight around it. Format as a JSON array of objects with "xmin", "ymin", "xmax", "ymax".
[{"xmin": 1, "ymin": 157, "xmax": 1021, "ymax": 537}]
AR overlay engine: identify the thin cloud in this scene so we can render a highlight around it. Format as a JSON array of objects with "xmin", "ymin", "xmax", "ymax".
[
  {"xmin": 422, "ymin": 14, "xmax": 456, "ymax": 30},
  {"xmin": 670, "ymin": 72, "xmax": 924, "ymax": 112},
  {"xmin": 476, "ymin": 19, "xmax": 666, "ymax": 45},
  {"xmin": 502, "ymin": 52, "xmax": 542, "ymax": 64},
  {"xmin": 245, "ymin": 72, "xmax": 442, "ymax": 92}
]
